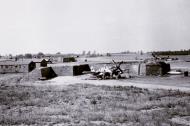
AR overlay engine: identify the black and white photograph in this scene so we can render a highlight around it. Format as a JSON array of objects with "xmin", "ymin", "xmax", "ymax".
[{"xmin": 0, "ymin": 0, "xmax": 190, "ymax": 125}]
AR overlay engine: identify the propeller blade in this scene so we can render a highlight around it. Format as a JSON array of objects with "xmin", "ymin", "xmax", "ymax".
[{"xmin": 112, "ymin": 59, "xmax": 117, "ymax": 64}]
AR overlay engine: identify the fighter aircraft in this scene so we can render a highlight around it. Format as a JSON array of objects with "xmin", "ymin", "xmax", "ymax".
[{"xmin": 90, "ymin": 60, "xmax": 130, "ymax": 80}]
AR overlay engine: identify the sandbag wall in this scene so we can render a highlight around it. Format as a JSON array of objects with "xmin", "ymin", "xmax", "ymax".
[
  {"xmin": 73, "ymin": 64, "xmax": 91, "ymax": 76},
  {"xmin": 146, "ymin": 62, "xmax": 170, "ymax": 76},
  {"xmin": 40, "ymin": 67, "xmax": 57, "ymax": 79},
  {"xmin": 51, "ymin": 64, "xmax": 91, "ymax": 76},
  {"xmin": 23, "ymin": 67, "xmax": 57, "ymax": 81}
]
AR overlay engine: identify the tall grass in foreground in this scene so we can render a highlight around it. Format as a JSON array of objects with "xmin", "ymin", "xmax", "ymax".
[{"xmin": 0, "ymin": 83, "xmax": 190, "ymax": 126}]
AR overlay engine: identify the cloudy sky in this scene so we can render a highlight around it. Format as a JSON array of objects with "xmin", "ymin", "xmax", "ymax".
[{"xmin": 0, "ymin": 0, "xmax": 190, "ymax": 55}]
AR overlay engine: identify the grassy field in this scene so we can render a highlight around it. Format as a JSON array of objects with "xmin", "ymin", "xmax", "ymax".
[{"xmin": 0, "ymin": 79, "xmax": 190, "ymax": 126}]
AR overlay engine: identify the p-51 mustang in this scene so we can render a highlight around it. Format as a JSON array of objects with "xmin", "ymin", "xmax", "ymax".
[{"xmin": 90, "ymin": 60, "xmax": 130, "ymax": 80}]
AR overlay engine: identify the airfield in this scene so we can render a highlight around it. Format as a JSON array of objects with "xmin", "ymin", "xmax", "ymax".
[{"xmin": 0, "ymin": 53, "xmax": 190, "ymax": 126}]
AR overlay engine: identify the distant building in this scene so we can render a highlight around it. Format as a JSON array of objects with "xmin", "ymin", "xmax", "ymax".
[
  {"xmin": 63, "ymin": 57, "xmax": 76, "ymax": 62},
  {"xmin": 0, "ymin": 58, "xmax": 51, "ymax": 74},
  {"xmin": 0, "ymin": 60, "xmax": 36, "ymax": 74},
  {"xmin": 44, "ymin": 54, "xmax": 78, "ymax": 63}
]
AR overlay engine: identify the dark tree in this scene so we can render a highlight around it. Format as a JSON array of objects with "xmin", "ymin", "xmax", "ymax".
[
  {"xmin": 37, "ymin": 52, "xmax": 45, "ymax": 58},
  {"xmin": 25, "ymin": 53, "xmax": 32, "ymax": 59},
  {"xmin": 56, "ymin": 52, "xmax": 61, "ymax": 55},
  {"xmin": 17, "ymin": 54, "xmax": 24, "ymax": 59}
]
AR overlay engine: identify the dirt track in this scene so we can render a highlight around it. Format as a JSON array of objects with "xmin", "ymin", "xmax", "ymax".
[{"xmin": 45, "ymin": 75, "xmax": 190, "ymax": 92}]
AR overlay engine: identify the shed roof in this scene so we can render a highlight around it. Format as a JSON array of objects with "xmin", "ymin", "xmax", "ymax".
[
  {"xmin": 146, "ymin": 61, "xmax": 168, "ymax": 66},
  {"xmin": 18, "ymin": 58, "xmax": 48, "ymax": 63},
  {"xmin": 0, "ymin": 60, "xmax": 34, "ymax": 65},
  {"xmin": 146, "ymin": 62, "xmax": 161, "ymax": 66}
]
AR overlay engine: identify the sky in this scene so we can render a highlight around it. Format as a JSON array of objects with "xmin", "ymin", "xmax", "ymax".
[{"xmin": 0, "ymin": 0, "xmax": 190, "ymax": 55}]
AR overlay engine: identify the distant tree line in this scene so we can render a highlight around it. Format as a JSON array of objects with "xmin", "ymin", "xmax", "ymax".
[
  {"xmin": 15, "ymin": 52, "xmax": 45, "ymax": 59},
  {"xmin": 81, "ymin": 50, "xmax": 103, "ymax": 57},
  {"xmin": 0, "ymin": 52, "xmax": 52, "ymax": 59},
  {"xmin": 153, "ymin": 49, "xmax": 190, "ymax": 55}
]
